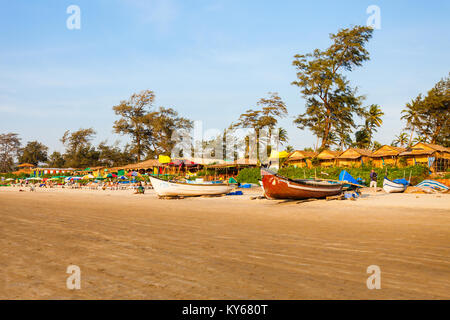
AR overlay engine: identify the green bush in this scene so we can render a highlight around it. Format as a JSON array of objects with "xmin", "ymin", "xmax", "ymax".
[{"xmin": 236, "ymin": 168, "xmax": 261, "ymax": 184}]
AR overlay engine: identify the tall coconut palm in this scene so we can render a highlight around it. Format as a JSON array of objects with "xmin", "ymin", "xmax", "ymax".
[
  {"xmin": 277, "ymin": 127, "xmax": 289, "ymax": 145},
  {"xmin": 392, "ymin": 132, "xmax": 409, "ymax": 147},
  {"xmin": 285, "ymin": 145, "xmax": 294, "ymax": 153},
  {"xmin": 364, "ymin": 104, "xmax": 384, "ymax": 145},
  {"xmin": 401, "ymin": 98, "xmax": 421, "ymax": 146}
]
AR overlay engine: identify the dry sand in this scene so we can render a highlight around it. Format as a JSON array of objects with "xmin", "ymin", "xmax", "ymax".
[{"xmin": 0, "ymin": 186, "xmax": 449, "ymax": 299}]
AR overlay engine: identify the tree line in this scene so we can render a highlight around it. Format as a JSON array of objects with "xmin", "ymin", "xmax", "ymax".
[{"xmin": 1, "ymin": 25, "xmax": 448, "ymax": 172}]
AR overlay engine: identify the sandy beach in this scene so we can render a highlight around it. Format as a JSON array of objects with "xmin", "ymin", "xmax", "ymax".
[{"xmin": 0, "ymin": 186, "xmax": 449, "ymax": 299}]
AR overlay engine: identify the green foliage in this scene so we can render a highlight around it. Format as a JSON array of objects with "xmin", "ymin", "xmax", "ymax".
[
  {"xmin": 233, "ymin": 92, "xmax": 288, "ymax": 163},
  {"xmin": 354, "ymin": 129, "xmax": 370, "ymax": 149},
  {"xmin": 292, "ymin": 25, "xmax": 373, "ymax": 149},
  {"xmin": 0, "ymin": 133, "xmax": 21, "ymax": 172},
  {"xmin": 196, "ymin": 169, "xmax": 216, "ymax": 177},
  {"xmin": 310, "ymin": 157, "xmax": 320, "ymax": 166},
  {"xmin": 402, "ymin": 73, "xmax": 450, "ymax": 146},
  {"xmin": 236, "ymin": 168, "xmax": 261, "ymax": 184},
  {"xmin": 278, "ymin": 165, "xmax": 429, "ymax": 186},
  {"xmin": 47, "ymin": 151, "xmax": 65, "ymax": 168},
  {"xmin": 113, "ymin": 90, "xmax": 192, "ymax": 161},
  {"xmin": 18, "ymin": 141, "xmax": 48, "ymax": 166}
]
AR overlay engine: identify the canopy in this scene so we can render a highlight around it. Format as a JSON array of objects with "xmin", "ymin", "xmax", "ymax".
[
  {"xmin": 82, "ymin": 174, "xmax": 95, "ymax": 180},
  {"xmin": 17, "ymin": 163, "xmax": 35, "ymax": 168},
  {"xmin": 269, "ymin": 150, "xmax": 290, "ymax": 159},
  {"xmin": 169, "ymin": 159, "xmax": 197, "ymax": 167},
  {"xmin": 83, "ymin": 168, "xmax": 91, "ymax": 171},
  {"xmin": 338, "ymin": 170, "xmax": 359, "ymax": 185},
  {"xmin": 93, "ymin": 170, "xmax": 104, "ymax": 179},
  {"xmin": 158, "ymin": 155, "xmax": 171, "ymax": 164}
]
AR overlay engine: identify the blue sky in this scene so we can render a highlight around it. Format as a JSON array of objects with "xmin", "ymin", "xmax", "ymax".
[{"xmin": 0, "ymin": 0, "xmax": 449, "ymax": 152}]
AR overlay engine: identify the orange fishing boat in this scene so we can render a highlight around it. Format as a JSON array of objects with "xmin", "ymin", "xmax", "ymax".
[{"xmin": 261, "ymin": 168, "xmax": 343, "ymax": 200}]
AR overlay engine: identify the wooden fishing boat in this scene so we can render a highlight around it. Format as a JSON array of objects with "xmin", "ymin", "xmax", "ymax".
[
  {"xmin": 382, "ymin": 177, "xmax": 407, "ymax": 193},
  {"xmin": 149, "ymin": 176, "xmax": 235, "ymax": 197},
  {"xmin": 260, "ymin": 168, "xmax": 343, "ymax": 200}
]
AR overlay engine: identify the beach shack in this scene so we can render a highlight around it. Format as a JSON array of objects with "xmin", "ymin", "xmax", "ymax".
[
  {"xmin": 316, "ymin": 150, "xmax": 340, "ymax": 167},
  {"xmin": 206, "ymin": 158, "xmax": 257, "ymax": 181},
  {"xmin": 398, "ymin": 142, "xmax": 450, "ymax": 172},
  {"xmin": 336, "ymin": 148, "xmax": 373, "ymax": 167},
  {"xmin": 35, "ymin": 167, "xmax": 75, "ymax": 175},
  {"xmin": 285, "ymin": 150, "xmax": 318, "ymax": 168},
  {"xmin": 370, "ymin": 145, "xmax": 406, "ymax": 168},
  {"xmin": 12, "ymin": 163, "xmax": 35, "ymax": 175},
  {"xmin": 112, "ymin": 159, "xmax": 166, "ymax": 175}
]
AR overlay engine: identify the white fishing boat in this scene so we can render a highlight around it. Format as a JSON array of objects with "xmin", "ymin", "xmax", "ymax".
[
  {"xmin": 149, "ymin": 176, "xmax": 235, "ymax": 197},
  {"xmin": 382, "ymin": 177, "xmax": 407, "ymax": 193}
]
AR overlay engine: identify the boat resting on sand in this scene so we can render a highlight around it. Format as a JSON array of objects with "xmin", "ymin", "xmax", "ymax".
[
  {"xmin": 382, "ymin": 177, "xmax": 407, "ymax": 193},
  {"xmin": 149, "ymin": 176, "xmax": 235, "ymax": 197},
  {"xmin": 260, "ymin": 168, "xmax": 343, "ymax": 200}
]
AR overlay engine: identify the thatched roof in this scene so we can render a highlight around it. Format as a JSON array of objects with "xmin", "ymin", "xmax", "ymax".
[
  {"xmin": 371, "ymin": 145, "xmax": 407, "ymax": 157},
  {"xmin": 121, "ymin": 159, "xmax": 162, "ymax": 170},
  {"xmin": 422, "ymin": 143, "xmax": 450, "ymax": 152},
  {"xmin": 317, "ymin": 150, "xmax": 341, "ymax": 160},
  {"xmin": 286, "ymin": 150, "xmax": 318, "ymax": 161},
  {"xmin": 338, "ymin": 148, "xmax": 372, "ymax": 159},
  {"xmin": 399, "ymin": 143, "xmax": 450, "ymax": 156},
  {"xmin": 17, "ymin": 163, "xmax": 35, "ymax": 168}
]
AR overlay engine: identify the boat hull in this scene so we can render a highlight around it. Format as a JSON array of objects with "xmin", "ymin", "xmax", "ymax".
[
  {"xmin": 261, "ymin": 169, "xmax": 343, "ymax": 200},
  {"xmin": 382, "ymin": 178, "xmax": 406, "ymax": 193},
  {"xmin": 150, "ymin": 176, "xmax": 234, "ymax": 197}
]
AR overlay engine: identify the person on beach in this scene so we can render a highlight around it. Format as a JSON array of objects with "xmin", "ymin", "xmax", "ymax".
[
  {"xmin": 134, "ymin": 182, "xmax": 145, "ymax": 194},
  {"xmin": 370, "ymin": 169, "xmax": 378, "ymax": 190}
]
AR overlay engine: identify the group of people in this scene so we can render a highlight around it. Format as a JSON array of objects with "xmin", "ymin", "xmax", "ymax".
[{"xmin": 8, "ymin": 178, "xmax": 151, "ymax": 194}]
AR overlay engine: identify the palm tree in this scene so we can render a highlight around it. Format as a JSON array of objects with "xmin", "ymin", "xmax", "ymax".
[
  {"xmin": 401, "ymin": 99, "xmax": 420, "ymax": 147},
  {"xmin": 412, "ymin": 136, "xmax": 427, "ymax": 144},
  {"xmin": 364, "ymin": 104, "xmax": 384, "ymax": 145},
  {"xmin": 285, "ymin": 145, "xmax": 294, "ymax": 153},
  {"xmin": 392, "ymin": 132, "xmax": 409, "ymax": 147},
  {"xmin": 372, "ymin": 141, "xmax": 382, "ymax": 151},
  {"xmin": 277, "ymin": 127, "xmax": 289, "ymax": 145}
]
